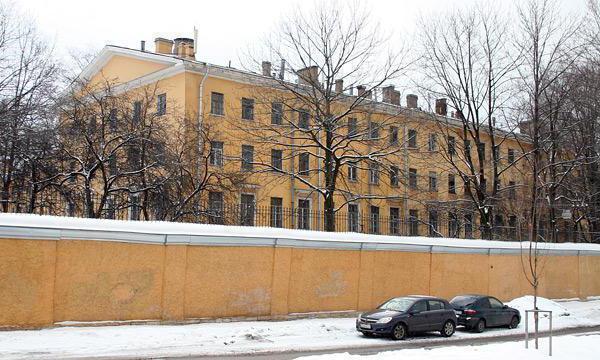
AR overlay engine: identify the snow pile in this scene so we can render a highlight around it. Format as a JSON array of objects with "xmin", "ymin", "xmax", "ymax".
[
  {"xmin": 298, "ymin": 334, "xmax": 600, "ymax": 360},
  {"xmin": 507, "ymin": 296, "xmax": 570, "ymax": 318}
]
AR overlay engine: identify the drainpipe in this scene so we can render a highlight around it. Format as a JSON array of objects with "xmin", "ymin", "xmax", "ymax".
[{"xmin": 196, "ymin": 65, "xmax": 210, "ymax": 220}]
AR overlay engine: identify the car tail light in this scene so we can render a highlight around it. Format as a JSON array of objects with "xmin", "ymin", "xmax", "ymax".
[{"xmin": 464, "ymin": 309, "xmax": 477, "ymax": 315}]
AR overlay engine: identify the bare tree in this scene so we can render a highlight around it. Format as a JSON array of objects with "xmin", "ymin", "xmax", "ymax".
[
  {"xmin": 230, "ymin": 2, "xmax": 411, "ymax": 232},
  {"xmin": 0, "ymin": 1, "xmax": 60, "ymax": 212},
  {"xmin": 514, "ymin": 0, "xmax": 582, "ymax": 348},
  {"xmin": 417, "ymin": 4, "xmax": 526, "ymax": 239}
]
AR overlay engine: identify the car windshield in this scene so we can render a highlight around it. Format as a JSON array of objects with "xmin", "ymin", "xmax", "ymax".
[
  {"xmin": 450, "ymin": 296, "xmax": 478, "ymax": 307},
  {"xmin": 378, "ymin": 297, "xmax": 415, "ymax": 312}
]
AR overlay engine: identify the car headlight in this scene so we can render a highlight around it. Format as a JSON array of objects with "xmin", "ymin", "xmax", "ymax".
[{"xmin": 377, "ymin": 317, "xmax": 392, "ymax": 324}]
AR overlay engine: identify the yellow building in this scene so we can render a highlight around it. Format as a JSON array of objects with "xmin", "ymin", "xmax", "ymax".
[{"xmin": 79, "ymin": 37, "xmax": 531, "ymax": 238}]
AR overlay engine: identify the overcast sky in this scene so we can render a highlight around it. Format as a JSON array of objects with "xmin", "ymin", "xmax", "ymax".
[{"xmin": 14, "ymin": 0, "xmax": 589, "ymax": 69}]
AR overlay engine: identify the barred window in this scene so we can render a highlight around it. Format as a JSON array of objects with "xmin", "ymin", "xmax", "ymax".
[{"xmin": 157, "ymin": 93, "xmax": 166, "ymax": 116}]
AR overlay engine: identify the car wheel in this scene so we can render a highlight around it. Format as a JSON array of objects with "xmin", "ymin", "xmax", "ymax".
[
  {"xmin": 474, "ymin": 319, "xmax": 486, "ymax": 333},
  {"xmin": 441, "ymin": 320, "xmax": 455, "ymax": 337},
  {"xmin": 391, "ymin": 323, "xmax": 407, "ymax": 340},
  {"xmin": 509, "ymin": 316, "xmax": 519, "ymax": 329}
]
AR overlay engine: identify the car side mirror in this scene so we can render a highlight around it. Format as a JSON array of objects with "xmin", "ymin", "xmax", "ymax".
[
  {"xmin": 503, "ymin": 305, "xmax": 508, "ymax": 309},
  {"xmin": 409, "ymin": 309, "xmax": 420, "ymax": 315}
]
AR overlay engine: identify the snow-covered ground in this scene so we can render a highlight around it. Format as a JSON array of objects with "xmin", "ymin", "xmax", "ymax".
[
  {"xmin": 299, "ymin": 333, "xmax": 600, "ymax": 360},
  {"xmin": 0, "ymin": 297, "xmax": 599, "ymax": 359}
]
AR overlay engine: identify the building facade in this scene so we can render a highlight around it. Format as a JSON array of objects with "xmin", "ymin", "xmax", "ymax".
[{"xmin": 76, "ymin": 37, "xmax": 531, "ymax": 239}]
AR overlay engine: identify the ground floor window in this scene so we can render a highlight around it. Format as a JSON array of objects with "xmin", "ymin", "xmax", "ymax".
[{"xmin": 297, "ymin": 199, "xmax": 310, "ymax": 230}]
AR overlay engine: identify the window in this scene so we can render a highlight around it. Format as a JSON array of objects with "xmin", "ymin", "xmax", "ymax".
[
  {"xmin": 390, "ymin": 166, "xmax": 399, "ymax": 187},
  {"xmin": 390, "ymin": 126, "xmax": 399, "ymax": 145},
  {"xmin": 477, "ymin": 142, "xmax": 486, "ymax": 159},
  {"xmin": 133, "ymin": 101, "xmax": 142, "ymax": 124},
  {"xmin": 109, "ymin": 154, "xmax": 117, "ymax": 174},
  {"xmin": 109, "ymin": 108, "xmax": 117, "ymax": 130},
  {"xmin": 299, "ymin": 152, "xmax": 310, "ymax": 175},
  {"xmin": 408, "ymin": 129, "xmax": 417, "ymax": 148},
  {"xmin": 210, "ymin": 141, "xmax": 224, "ymax": 166},
  {"xmin": 369, "ymin": 121, "xmax": 380, "ymax": 139},
  {"xmin": 428, "ymin": 300, "xmax": 445, "ymax": 311},
  {"xmin": 493, "ymin": 145, "xmax": 500, "ymax": 160},
  {"xmin": 409, "ymin": 209, "xmax": 419, "ymax": 236},
  {"xmin": 478, "ymin": 298, "xmax": 491, "ymax": 309},
  {"xmin": 298, "ymin": 109, "xmax": 310, "ymax": 129},
  {"xmin": 409, "ymin": 168, "xmax": 418, "ymax": 189},
  {"xmin": 348, "ymin": 162, "xmax": 358, "ymax": 182},
  {"xmin": 211, "ymin": 92, "xmax": 224, "ymax": 115},
  {"xmin": 489, "ymin": 297, "xmax": 504, "ymax": 309},
  {"xmin": 242, "ymin": 98, "xmax": 254, "ymax": 120},
  {"xmin": 411, "ymin": 300, "xmax": 428, "ymax": 313},
  {"xmin": 348, "ymin": 204, "xmax": 359, "ymax": 232},
  {"xmin": 271, "ymin": 102, "xmax": 283, "ymax": 124},
  {"xmin": 208, "ymin": 191, "xmax": 224, "ymax": 224},
  {"xmin": 429, "ymin": 171, "xmax": 438, "ymax": 192},
  {"xmin": 241, "ymin": 145, "xmax": 254, "ymax": 171},
  {"xmin": 390, "ymin": 207, "xmax": 400, "ymax": 235},
  {"xmin": 464, "ymin": 139, "xmax": 471, "ymax": 154},
  {"xmin": 271, "ymin": 149, "xmax": 283, "ymax": 171},
  {"xmin": 240, "ymin": 194, "xmax": 255, "ymax": 226},
  {"xmin": 429, "ymin": 210, "xmax": 439, "ymax": 237},
  {"xmin": 508, "ymin": 148, "xmax": 515, "ymax": 164},
  {"xmin": 369, "ymin": 162, "xmax": 380, "ymax": 185},
  {"xmin": 448, "ymin": 136, "xmax": 456, "ymax": 156},
  {"xmin": 370, "ymin": 205, "xmax": 380, "ymax": 234},
  {"xmin": 480, "ymin": 177, "xmax": 487, "ymax": 192},
  {"xmin": 449, "ymin": 212, "xmax": 459, "ymax": 237},
  {"xmin": 347, "ymin": 117, "xmax": 358, "ymax": 137},
  {"xmin": 428, "ymin": 134, "xmax": 437, "ymax": 151},
  {"xmin": 157, "ymin": 93, "xmax": 166, "ymax": 116},
  {"xmin": 509, "ymin": 215, "xmax": 517, "ymax": 239},
  {"xmin": 297, "ymin": 199, "xmax": 310, "ymax": 230},
  {"xmin": 129, "ymin": 193, "xmax": 140, "ymax": 221},
  {"xmin": 464, "ymin": 214, "xmax": 473, "ymax": 238},
  {"xmin": 105, "ymin": 196, "xmax": 115, "ymax": 220},
  {"xmin": 448, "ymin": 174, "xmax": 456, "ymax": 194},
  {"xmin": 270, "ymin": 197, "xmax": 283, "ymax": 228}
]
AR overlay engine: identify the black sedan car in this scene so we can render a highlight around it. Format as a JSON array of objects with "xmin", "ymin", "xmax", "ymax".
[
  {"xmin": 450, "ymin": 295, "xmax": 521, "ymax": 333},
  {"xmin": 356, "ymin": 295, "xmax": 457, "ymax": 340}
]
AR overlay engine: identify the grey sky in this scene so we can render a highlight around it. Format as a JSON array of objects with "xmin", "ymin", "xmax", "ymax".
[{"xmin": 15, "ymin": 0, "xmax": 588, "ymax": 69}]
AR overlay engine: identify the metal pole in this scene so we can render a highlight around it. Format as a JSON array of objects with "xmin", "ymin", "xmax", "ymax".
[
  {"xmin": 549, "ymin": 311, "xmax": 553, "ymax": 356},
  {"xmin": 525, "ymin": 310, "xmax": 529, "ymax": 349}
]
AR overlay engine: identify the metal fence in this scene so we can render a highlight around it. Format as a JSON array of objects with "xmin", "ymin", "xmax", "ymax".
[{"xmin": 2, "ymin": 193, "xmax": 599, "ymax": 243}]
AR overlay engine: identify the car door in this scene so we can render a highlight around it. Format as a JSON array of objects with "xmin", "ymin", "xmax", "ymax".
[
  {"xmin": 489, "ymin": 297, "xmax": 510, "ymax": 325},
  {"xmin": 476, "ymin": 297, "xmax": 494, "ymax": 326},
  {"xmin": 406, "ymin": 300, "xmax": 429, "ymax": 332},
  {"xmin": 427, "ymin": 300, "xmax": 446, "ymax": 330}
]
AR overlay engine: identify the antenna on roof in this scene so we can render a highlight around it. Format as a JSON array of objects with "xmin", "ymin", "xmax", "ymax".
[{"xmin": 193, "ymin": 26, "xmax": 198, "ymax": 57}]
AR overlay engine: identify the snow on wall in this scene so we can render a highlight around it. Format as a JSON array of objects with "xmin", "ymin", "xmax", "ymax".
[{"xmin": 0, "ymin": 213, "xmax": 599, "ymax": 253}]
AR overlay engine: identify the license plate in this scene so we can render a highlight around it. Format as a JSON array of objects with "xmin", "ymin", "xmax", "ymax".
[{"xmin": 360, "ymin": 323, "xmax": 372, "ymax": 329}]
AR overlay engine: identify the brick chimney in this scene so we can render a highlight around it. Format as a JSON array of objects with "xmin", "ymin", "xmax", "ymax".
[
  {"xmin": 382, "ymin": 85, "xmax": 400, "ymax": 106},
  {"xmin": 173, "ymin": 38, "xmax": 195, "ymax": 60},
  {"xmin": 406, "ymin": 94, "xmax": 418, "ymax": 109},
  {"xmin": 297, "ymin": 66, "xmax": 319, "ymax": 86},
  {"xmin": 335, "ymin": 79, "xmax": 344, "ymax": 93},
  {"xmin": 262, "ymin": 61, "xmax": 272, "ymax": 77},
  {"xmin": 435, "ymin": 98, "xmax": 447, "ymax": 116},
  {"xmin": 155, "ymin": 38, "xmax": 174, "ymax": 55}
]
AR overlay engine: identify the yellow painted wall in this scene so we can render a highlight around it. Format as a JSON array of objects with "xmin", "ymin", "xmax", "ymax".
[{"xmin": 1, "ymin": 237, "xmax": 599, "ymax": 329}]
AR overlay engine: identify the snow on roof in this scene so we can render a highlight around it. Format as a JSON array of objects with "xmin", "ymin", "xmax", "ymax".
[{"xmin": 0, "ymin": 213, "xmax": 599, "ymax": 253}]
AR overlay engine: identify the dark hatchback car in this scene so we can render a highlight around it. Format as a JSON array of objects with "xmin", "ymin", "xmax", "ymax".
[
  {"xmin": 356, "ymin": 295, "xmax": 457, "ymax": 340},
  {"xmin": 450, "ymin": 295, "xmax": 521, "ymax": 333}
]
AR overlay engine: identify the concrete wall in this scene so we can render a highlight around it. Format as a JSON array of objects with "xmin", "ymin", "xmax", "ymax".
[{"xmin": 1, "ymin": 227, "xmax": 599, "ymax": 329}]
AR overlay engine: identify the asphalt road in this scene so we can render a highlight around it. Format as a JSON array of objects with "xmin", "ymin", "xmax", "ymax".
[{"xmin": 174, "ymin": 325, "xmax": 600, "ymax": 360}]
